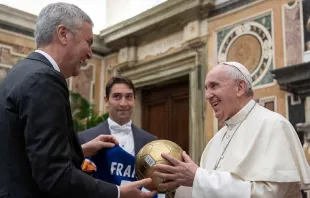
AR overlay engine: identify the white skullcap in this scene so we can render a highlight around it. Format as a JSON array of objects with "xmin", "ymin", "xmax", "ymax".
[{"xmin": 222, "ymin": 62, "xmax": 252, "ymax": 85}]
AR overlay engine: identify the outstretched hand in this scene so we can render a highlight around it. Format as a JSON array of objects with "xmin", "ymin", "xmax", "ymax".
[
  {"xmin": 153, "ymin": 151, "xmax": 199, "ymax": 192},
  {"xmin": 81, "ymin": 134, "xmax": 119, "ymax": 157}
]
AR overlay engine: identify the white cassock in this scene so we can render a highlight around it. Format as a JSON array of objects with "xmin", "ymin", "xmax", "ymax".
[{"xmin": 191, "ymin": 99, "xmax": 310, "ymax": 198}]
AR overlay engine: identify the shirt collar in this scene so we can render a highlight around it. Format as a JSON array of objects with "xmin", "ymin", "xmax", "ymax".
[
  {"xmin": 35, "ymin": 50, "xmax": 60, "ymax": 72},
  {"xmin": 225, "ymin": 99, "xmax": 256, "ymax": 126},
  {"xmin": 108, "ymin": 118, "xmax": 132, "ymax": 128}
]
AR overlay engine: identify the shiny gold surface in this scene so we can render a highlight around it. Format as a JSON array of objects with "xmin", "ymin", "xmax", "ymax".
[{"xmin": 135, "ymin": 140, "xmax": 183, "ymax": 193}]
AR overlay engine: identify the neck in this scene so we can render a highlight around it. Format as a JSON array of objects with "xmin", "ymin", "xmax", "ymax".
[
  {"xmin": 227, "ymin": 97, "xmax": 253, "ymax": 120},
  {"xmin": 38, "ymin": 45, "xmax": 69, "ymax": 78}
]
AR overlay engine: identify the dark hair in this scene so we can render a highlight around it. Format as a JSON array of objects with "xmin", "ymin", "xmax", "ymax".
[{"xmin": 105, "ymin": 76, "xmax": 136, "ymax": 98}]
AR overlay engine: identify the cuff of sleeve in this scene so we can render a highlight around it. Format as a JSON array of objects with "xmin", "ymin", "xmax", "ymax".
[
  {"xmin": 192, "ymin": 168, "xmax": 205, "ymax": 198},
  {"xmin": 117, "ymin": 186, "xmax": 120, "ymax": 198}
]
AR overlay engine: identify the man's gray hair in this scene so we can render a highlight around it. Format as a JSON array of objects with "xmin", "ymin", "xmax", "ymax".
[
  {"xmin": 224, "ymin": 65, "xmax": 254, "ymax": 97},
  {"xmin": 34, "ymin": 2, "xmax": 93, "ymax": 47}
]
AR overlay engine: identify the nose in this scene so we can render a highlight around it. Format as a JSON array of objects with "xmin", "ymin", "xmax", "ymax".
[
  {"xmin": 87, "ymin": 47, "xmax": 93, "ymax": 59},
  {"xmin": 205, "ymin": 89, "xmax": 213, "ymax": 101},
  {"xmin": 120, "ymin": 97, "xmax": 128, "ymax": 106}
]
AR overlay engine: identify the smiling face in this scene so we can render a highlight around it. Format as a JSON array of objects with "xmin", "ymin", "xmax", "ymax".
[
  {"xmin": 105, "ymin": 83, "xmax": 136, "ymax": 125},
  {"xmin": 205, "ymin": 65, "xmax": 242, "ymax": 121},
  {"xmin": 64, "ymin": 22, "xmax": 93, "ymax": 77}
]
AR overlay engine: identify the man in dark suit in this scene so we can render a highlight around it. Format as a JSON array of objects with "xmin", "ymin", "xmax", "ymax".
[
  {"xmin": 78, "ymin": 76, "xmax": 157, "ymax": 154},
  {"xmin": 0, "ymin": 2, "xmax": 154, "ymax": 198},
  {"xmin": 78, "ymin": 76, "xmax": 160, "ymax": 195}
]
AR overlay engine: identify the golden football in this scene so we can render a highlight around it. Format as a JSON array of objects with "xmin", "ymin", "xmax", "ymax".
[{"xmin": 135, "ymin": 139, "xmax": 183, "ymax": 193}]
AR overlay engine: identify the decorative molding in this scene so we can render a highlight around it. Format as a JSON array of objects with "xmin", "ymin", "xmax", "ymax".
[
  {"xmin": 137, "ymin": 32, "xmax": 183, "ymax": 61},
  {"xmin": 121, "ymin": 48, "xmax": 197, "ymax": 88},
  {"xmin": 0, "ymin": 44, "xmax": 28, "ymax": 58},
  {"xmin": 200, "ymin": 19, "xmax": 208, "ymax": 37},
  {"xmin": 99, "ymin": 0, "xmax": 214, "ymax": 45},
  {"xmin": 0, "ymin": 4, "xmax": 36, "ymax": 33},
  {"xmin": 257, "ymin": 95, "xmax": 277, "ymax": 112},
  {"xmin": 0, "ymin": 44, "xmax": 28, "ymax": 83},
  {"xmin": 0, "ymin": 44, "xmax": 28, "ymax": 69},
  {"xmin": 118, "ymin": 46, "xmax": 136, "ymax": 64},
  {"xmin": 183, "ymin": 20, "xmax": 200, "ymax": 42},
  {"xmin": 272, "ymin": 61, "xmax": 310, "ymax": 99},
  {"xmin": 208, "ymin": 0, "xmax": 264, "ymax": 22},
  {"xmin": 287, "ymin": 93, "xmax": 302, "ymax": 105}
]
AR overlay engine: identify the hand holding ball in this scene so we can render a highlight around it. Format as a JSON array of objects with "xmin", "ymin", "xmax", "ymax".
[{"xmin": 135, "ymin": 140, "xmax": 183, "ymax": 193}]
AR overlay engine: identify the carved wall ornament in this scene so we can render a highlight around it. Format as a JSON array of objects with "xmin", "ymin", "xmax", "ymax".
[
  {"xmin": 218, "ymin": 19, "xmax": 273, "ymax": 87},
  {"xmin": 137, "ymin": 32, "xmax": 183, "ymax": 61}
]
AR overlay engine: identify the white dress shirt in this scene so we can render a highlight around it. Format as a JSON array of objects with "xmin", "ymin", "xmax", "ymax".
[
  {"xmin": 108, "ymin": 118, "xmax": 135, "ymax": 156},
  {"xmin": 35, "ymin": 50, "xmax": 60, "ymax": 72}
]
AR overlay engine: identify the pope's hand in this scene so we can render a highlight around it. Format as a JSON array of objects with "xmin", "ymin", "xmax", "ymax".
[
  {"xmin": 153, "ymin": 151, "xmax": 199, "ymax": 191},
  {"xmin": 81, "ymin": 134, "xmax": 119, "ymax": 157},
  {"xmin": 119, "ymin": 178, "xmax": 156, "ymax": 198}
]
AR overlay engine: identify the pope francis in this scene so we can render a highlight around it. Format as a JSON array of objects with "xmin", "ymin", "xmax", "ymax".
[{"xmin": 153, "ymin": 62, "xmax": 310, "ymax": 198}]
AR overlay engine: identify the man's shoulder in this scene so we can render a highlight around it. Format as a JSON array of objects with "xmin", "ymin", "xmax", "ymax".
[
  {"xmin": 77, "ymin": 121, "xmax": 108, "ymax": 144},
  {"xmin": 8, "ymin": 57, "xmax": 61, "ymax": 86},
  {"xmin": 255, "ymin": 104, "xmax": 288, "ymax": 123},
  {"xmin": 252, "ymin": 104, "xmax": 294, "ymax": 134},
  {"xmin": 132, "ymin": 125, "xmax": 157, "ymax": 140}
]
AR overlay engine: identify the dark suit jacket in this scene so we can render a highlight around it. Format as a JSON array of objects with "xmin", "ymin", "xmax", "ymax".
[
  {"xmin": 78, "ymin": 120, "xmax": 157, "ymax": 154},
  {"xmin": 0, "ymin": 52, "xmax": 118, "ymax": 198}
]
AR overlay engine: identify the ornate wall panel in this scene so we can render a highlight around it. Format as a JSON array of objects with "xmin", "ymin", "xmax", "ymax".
[
  {"xmin": 217, "ymin": 14, "xmax": 274, "ymax": 87},
  {"xmin": 283, "ymin": 0, "xmax": 303, "ymax": 66}
]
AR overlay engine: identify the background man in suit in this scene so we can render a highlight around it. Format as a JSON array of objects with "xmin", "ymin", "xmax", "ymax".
[
  {"xmin": 78, "ymin": 76, "xmax": 157, "ymax": 155},
  {"xmin": 0, "ymin": 2, "xmax": 155, "ymax": 198}
]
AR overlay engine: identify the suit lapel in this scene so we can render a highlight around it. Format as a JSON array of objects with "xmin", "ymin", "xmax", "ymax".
[
  {"xmin": 101, "ymin": 121, "xmax": 111, "ymax": 135},
  {"xmin": 132, "ymin": 125, "xmax": 143, "ymax": 154}
]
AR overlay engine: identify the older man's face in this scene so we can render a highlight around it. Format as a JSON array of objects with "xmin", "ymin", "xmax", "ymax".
[
  {"xmin": 205, "ymin": 66, "xmax": 239, "ymax": 121},
  {"xmin": 66, "ymin": 22, "xmax": 93, "ymax": 77}
]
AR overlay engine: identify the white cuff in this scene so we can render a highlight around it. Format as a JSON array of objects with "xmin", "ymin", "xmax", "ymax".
[
  {"xmin": 117, "ymin": 185, "xmax": 120, "ymax": 198},
  {"xmin": 192, "ymin": 168, "xmax": 251, "ymax": 198}
]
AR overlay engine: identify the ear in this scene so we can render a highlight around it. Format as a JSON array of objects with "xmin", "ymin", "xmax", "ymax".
[
  {"xmin": 56, "ymin": 25, "xmax": 69, "ymax": 45},
  {"xmin": 104, "ymin": 96, "xmax": 109, "ymax": 103},
  {"xmin": 236, "ymin": 80, "xmax": 247, "ymax": 97}
]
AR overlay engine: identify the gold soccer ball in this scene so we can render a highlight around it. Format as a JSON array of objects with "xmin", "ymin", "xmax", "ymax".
[{"xmin": 135, "ymin": 140, "xmax": 183, "ymax": 193}]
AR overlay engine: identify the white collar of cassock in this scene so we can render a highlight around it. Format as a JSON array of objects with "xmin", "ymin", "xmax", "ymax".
[
  {"xmin": 108, "ymin": 118, "xmax": 132, "ymax": 134},
  {"xmin": 224, "ymin": 99, "xmax": 256, "ymax": 127}
]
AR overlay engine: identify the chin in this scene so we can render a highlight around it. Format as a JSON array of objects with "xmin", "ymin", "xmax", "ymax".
[{"xmin": 72, "ymin": 70, "xmax": 80, "ymax": 77}]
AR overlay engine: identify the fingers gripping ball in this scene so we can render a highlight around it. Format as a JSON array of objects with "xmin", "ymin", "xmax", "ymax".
[{"xmin": 135, "ymin": 140, "xmax": 183, "ymax": 193}]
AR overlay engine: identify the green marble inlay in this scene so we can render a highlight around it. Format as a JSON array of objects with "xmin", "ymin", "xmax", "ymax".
[
  {"xmin": 254, "ymin": 14, "xmax": 272, "ymax": 34},
  {"xmin": 255, "ymin": 59, "xmax": 274, "ymax": 86},
  {"xmin": 217, "ymin": 27, "xmax": 233, "ymax": 52}
]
